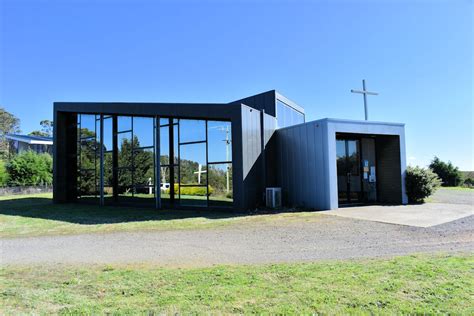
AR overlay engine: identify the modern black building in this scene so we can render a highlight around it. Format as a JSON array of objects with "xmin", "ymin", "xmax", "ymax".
[{"xmin": 53, "ymin": 90, "xmax": 407, "ymax": 210}]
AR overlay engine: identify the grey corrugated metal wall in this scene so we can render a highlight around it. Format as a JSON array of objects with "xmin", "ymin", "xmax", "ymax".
[
  {"xmin": 276, "ymin": 121, "xmax": 328, "ymax": 209},
  {"xmin": 241, "ymin": 105, "xmax": 263, "ymax": 209}
]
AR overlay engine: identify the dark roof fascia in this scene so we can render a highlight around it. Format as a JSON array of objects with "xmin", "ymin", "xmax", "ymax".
[{"xmin": 54, "ymin": 102, "xmax": 241, "ymax": 121}]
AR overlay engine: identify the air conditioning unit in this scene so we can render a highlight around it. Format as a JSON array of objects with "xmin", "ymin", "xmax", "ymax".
[{"xmin": 266, "ymin": 187, "xmax": 282, "ymax": 208}]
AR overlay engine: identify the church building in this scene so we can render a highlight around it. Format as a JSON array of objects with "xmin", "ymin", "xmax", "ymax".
[{"xmin": 53, "ymin": 90, "xmax": 407, "ymax": 210}]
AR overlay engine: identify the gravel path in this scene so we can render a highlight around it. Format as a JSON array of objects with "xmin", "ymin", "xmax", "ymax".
[{"xmin": 2, "ymin": 214, "xmax": 473, "ymax": 266}]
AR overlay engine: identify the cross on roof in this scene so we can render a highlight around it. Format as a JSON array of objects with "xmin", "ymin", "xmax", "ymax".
[{"xmin": 351, "ymin": 79, "xmax": 379, "ymax": 121}]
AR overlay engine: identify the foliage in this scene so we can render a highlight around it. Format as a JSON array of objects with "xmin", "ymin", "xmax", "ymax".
[
  {"xmin": 429, "ymin": 156, "xmax": 462, "ymax": 187},
  {"xmin": 165, "ymin": 183, "xmax": 214, "ymax": 196},
  {"xmin": 6, "ymin": 151, "xmax": 52, "ymax": 186},
  {"xmin": 0, "ymin": 107, "xmax": 21, "ymax": 159},
  {"xmin": 463, "ymin": 177, "xmax": 474, "ymax": 187},
  {"xmin": 460, "ymin": 171, "xmax": 474, "ymax": 188},
  {"xmin": 0, "ymin": 159, "xmax": 8, "ymax": 186},
  {"xmin": 1, "ymin": 254, "xmax": 472, "ymax": 314},
  {"xmin": 405, "ymin": 166, "xmax": 441, "ymax": 203},
  {"xmin": 30, "ymin": 120, "xmax": 54, "ymax": 137},
  {"xmin": 30, "ymin": 121, "xmax": 49, "ymax": 136}
]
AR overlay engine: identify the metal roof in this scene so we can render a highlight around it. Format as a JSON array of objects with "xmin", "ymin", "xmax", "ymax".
[{"xmin": 5, "ymin": 134, "xmax": 53, "ymax": 145}]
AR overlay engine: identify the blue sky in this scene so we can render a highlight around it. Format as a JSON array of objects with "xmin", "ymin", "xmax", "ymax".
[{"xmin": 0, "ymin": 0, "xmax": 472, "ymax": 170}]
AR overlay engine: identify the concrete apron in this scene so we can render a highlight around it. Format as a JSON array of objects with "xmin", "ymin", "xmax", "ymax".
[{"xmin": 321, "ymin": 203, "xmax": 473, "ymax": 228}]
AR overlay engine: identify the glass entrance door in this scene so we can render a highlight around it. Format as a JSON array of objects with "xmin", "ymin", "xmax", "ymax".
[{"xmin": 336, "ymin": 139, "xmax": 362, "ymax": 205}]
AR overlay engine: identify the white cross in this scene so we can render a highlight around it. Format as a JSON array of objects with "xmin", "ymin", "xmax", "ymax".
[
  {"xmin": 193, "ymin": 164, "xmax": 207, "ymax": 184},
  {"xmin": 147, "ymin": 177, "xmax": 153, "ymax": 195},
  {"xmin": 351, "ymin": 79, "xmax": 379, "ymax": 121}
]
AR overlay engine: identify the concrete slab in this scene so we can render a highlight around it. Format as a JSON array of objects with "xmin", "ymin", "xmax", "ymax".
[{"xmin": 321, "ymin": 203, "xmax": 473, "ymax": 227}]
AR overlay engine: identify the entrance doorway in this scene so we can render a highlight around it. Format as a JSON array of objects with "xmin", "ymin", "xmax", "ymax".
[
  {"xmin": 336, "ymin": 139, "xmax": 362, "ymax": 205},
  {"xmin": 336, "ymin": 134, "xmax": 378, "ymax": 206}
]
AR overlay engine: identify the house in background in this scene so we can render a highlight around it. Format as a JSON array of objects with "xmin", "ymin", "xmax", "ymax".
[
  {"xmin": 6, "ymin": 134, "xmax": 53, "ymax": 156},
  {"xmin": 53, "ymin": 90, "xmax": 407, "ymax": 211}
]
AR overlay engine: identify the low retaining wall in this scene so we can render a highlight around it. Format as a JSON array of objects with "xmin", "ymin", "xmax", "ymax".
[{"xmin": 0, "ymin": 185, "xmax": 53, "ymax": 196}]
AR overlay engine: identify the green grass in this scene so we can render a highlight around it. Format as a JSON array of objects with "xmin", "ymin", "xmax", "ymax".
[
  {"xmin": 1, "ymin": 254, "xmax": 472, "ymax": 314},
  {"xmin": 0, "ymin": 193, "xmax": 320, "ymax": 238},
  {"xmin": 439, "ymin": 186, "xmax": 473, "ymax": 191}
]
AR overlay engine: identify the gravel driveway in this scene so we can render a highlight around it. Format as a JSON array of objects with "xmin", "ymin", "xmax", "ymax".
[{"xmin": 2, "ymin": 213, "xmax": 472, "ymax": 266}]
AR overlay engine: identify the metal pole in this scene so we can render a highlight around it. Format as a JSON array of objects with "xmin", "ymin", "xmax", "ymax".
[{"xmin": 363, "ymin": 79, "xmax": 368, "ymax": 121}]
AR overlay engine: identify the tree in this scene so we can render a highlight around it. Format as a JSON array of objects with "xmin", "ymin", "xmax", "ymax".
[
  {"xmin": 29, "ymin": 120, "xmax": 53, "ymax": 137},
  {"xmin": 0, "ymin": 159, "xmax": 8, "ymax": 186},
  {"xmin": 0, "ymin": 107, "xmax": 21, "ymax": 159},
  {"xmin": 6, "ymin": 151, "xmax": 53, "ymax": 186},
  {"xmin": 429, "ymin": 156, "xmax": 462, "ymax": 187}
]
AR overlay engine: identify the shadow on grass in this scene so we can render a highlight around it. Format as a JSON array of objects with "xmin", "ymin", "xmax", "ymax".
[{"xmin": 0, "ymin": 196, "xmax": 263, "ymax": 225}]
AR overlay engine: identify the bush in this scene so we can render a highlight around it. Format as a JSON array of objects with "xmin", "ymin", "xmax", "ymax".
[
  {"xmin": 405, "ymin": 166, "xmax": 442, "ymax": 203},
  {"xmin": 0, "ymin": 160, "xmax": 8, "ymax": 186},
  {"xmin": 6, "ymin": 151, "xmax": 53, "ymax": 186},
  {"xmin": 429, "ymin": 156, "xmax": 462, "ymax": 187},
  {"xmin": 165, "ymin": 183, "xmax": 214, "ymax": 196}
]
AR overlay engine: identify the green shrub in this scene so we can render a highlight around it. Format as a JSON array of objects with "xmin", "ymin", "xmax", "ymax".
[
  {"xmin": 165, "ymin": 183, "xmax": 214, "ymax": 196},
  {"xmin": 6, "ymin": 151, "xmax": 53, "ymax": 186},
  {"xmin": 0, "ymin": 160, "xmax": 8, "ymax": 186},
  {"xmin": 405, "ymin": 166, "xmax": 442, "ymax": 203}
]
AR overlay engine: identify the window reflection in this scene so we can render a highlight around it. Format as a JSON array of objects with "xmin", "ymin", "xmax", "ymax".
[
  {"xmin": 179, "ymin": 119, "xmax": 206, "ymax": 143},
  {"xmin": 76, "ymin": 114, "xmax": 234, "ymax": 208},
  {"xmin": 208, "ymin": 121, "xmax": 232, "ymax": 163},
  {"xmin": 276, "ymin": 100, "xmax": 305, "ymax": 128},
  {"xmin": 208, "ymin": 163, "xmax": 233, "ymax": 206},
  {"xmin": 179, "ymin": 142, "xmax": 207, "ymax": 185}
]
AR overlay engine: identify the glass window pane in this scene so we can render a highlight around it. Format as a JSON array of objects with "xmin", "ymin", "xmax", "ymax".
[
  {"xmin": 160, "ymin": 126, "xmax": 170, "ymax": 165},
  {"xmin": 179, "ymin": 186, "xmax": 208, "ymax": 207},
  {"xmin": 118, "ymin": 132, "xmax": 132, "ymax": 168},
  {"xmin": 78, "ymin": 169, "xmax": 97, "ymax": 197},
  {"xmin": 348, "ymin": 140, "xmax": 359, "ymax": 175},
  {"xmin": 133, "ymin": 148, "xmax": 154, "ymax": 187},
  {"xmin": 208, "ymin": 121, "xmax": 232, "ymax": 163},
  {"xmin": 159, "ymin": 166, "xmax": 171, "ymax": 200},
  {"xmin": 336, "ymin": 140, "xmax": 346, "ymax": 176},
  {"xmin": 209, "ymin": 163, "xmax": 233, "ymax": 207},
  {"xmin": 79, "ymin": 139, "xmax": 97, "ymax": 170},
  {"xmin": 160, "ymin": 118, "xmax": 170, "ymax": 126},
  {"xmin": 103, "ymin": 117, "xmax": 113, "ymax": 152},
  {"xmin": 118, "ymin": 116, "xmax": 131, "ymax": 132},
  {"xmin": 133, "ymin": 117, "xmax": 154, "ymax": 148},
  {"xmin": 179, "ymin": 119, "xmax": 205, "ymax": 143},
  {"xmin": 174, "ymin": 124, "xmax": 179, "ymax": 165},
  {"xmin": 179, "ymin": 142, "xmax": 207, "ymax": 185},
  {"xmin": 79, "ymin": 114, "xmax": 96, "ymax": 138}
]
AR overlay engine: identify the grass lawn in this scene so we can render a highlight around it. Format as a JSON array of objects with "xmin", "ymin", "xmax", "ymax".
[
  {"xmin": 439, "ymin": 186, "xmax": 473, "ymax": 191},
  {"xmin": 0, "ymin": 193, "xmax": 319, "ymax": 238},
  {"xmin": 1, "ymin": 254, "xmax": 472, "ymax": 314}
]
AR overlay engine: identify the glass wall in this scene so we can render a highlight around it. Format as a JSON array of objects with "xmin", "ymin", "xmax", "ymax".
[
  {"xmin": 207, "ymin": 121, "xmax": 233, "ymax": 207},
  {"xmin": 276, "ymin": 100, "xmax": 305, "ymax": 128},
  {"xmin": 77, "ymin": 114, "xmax": 99, "ymax": 202},
  {"xmin": 178, "ymin": 119, "xmax": 208, "ymax": 207},
  {"xmin": 117, "ymin": 116, "xmax": 155, "ymax": 205},
  {"xmin": 102, "ymin": 116, "xmax": 114, "ymax": 203},
  {"xmin": 76, "ymin": 114, "xmax": 233, "ymax": 208}
]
